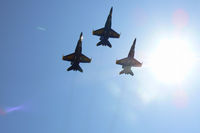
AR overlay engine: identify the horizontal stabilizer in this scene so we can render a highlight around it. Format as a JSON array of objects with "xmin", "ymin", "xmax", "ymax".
[
  {"xmin": 67, "ymin": 65, "xmax": 74, "ymax": 71},
  {"xmin": 77, "ymin": 65, "xmax": 83, "ymax": 72},
  {"xmin": 96, "ymin": 40, "xmax": 112, "ymax": 48},
  {"xmin": 129, "ymin": 71, "xmax": 134, "ymax": 76},
  {"xmin": 96, "ymin": 41, "xmax": 102, "ymax": 47},
  {"xmin": 67, "ymin": 64, "xmax": 83, "ymax": 72},
  {"xmin": 119, "ymin": 70, "xmax": 125, "ymax": 75},
  {"xmin": 119, "ymin": 69, "xmax": 134, "ymax": 76}
]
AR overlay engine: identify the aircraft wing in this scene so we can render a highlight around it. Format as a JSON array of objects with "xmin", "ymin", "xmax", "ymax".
[
  {"xmin": 80, "ymin": 54, "xmax": 91, "ymax": 63},
  {"xmin": 62, "ymin": 53, "xmax": 75, "ymax": 61},
  {"xmin": 116, "ymin": 57, "xmax": 128, "ymax": 66},
  {"xmin": 109, "ymin": 29, "xmax": 120, "ymax": 38},
  {"xmin": 116, "ymin": 58, "xmax": 142, "ymax": 67},
  {"xmin": 131, "ymin": 59, "xmax": 142, "ymax": 67},
  {"xmin": 93, "ymin": 28, "xmax": 105, "ymax": 36}
]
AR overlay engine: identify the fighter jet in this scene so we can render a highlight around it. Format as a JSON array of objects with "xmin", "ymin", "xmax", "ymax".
[
  {"xmin": 62, "ymin": 32, "xmax": 91, "ymax": 72},
  {"xmin": 93, "ymin": 7, "xmax": 120, "ymax": 48},
  {"xmin": 116, "ymin": 38, "xmax": 142, "ymax": 76}
]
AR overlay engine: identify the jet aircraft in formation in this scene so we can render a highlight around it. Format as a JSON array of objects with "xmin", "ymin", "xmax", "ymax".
[
  {"xmin": 93, "ymin": 7, "xmax": 120, "ymax": 48},
  {"xmin": 63, "ymin": 7, "xmax": 142, "ymax": 76},
  {"xmin": 62, "ymin": 32, "xmax": 91, "ymax": 72},
  {"xmin": 116, "ymin": 39, "xmax": 142, "ymax": 76}
]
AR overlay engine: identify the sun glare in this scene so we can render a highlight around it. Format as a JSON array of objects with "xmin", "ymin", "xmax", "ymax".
[{"xmin": 149, "ymin": 36, "xmax": 195, "ymax": 84}]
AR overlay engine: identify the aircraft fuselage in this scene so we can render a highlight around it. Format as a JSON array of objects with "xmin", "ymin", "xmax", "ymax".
[
  {"xmin": 71, "ymin": 36, "xmax": 82, "ymax": 66},
  {"xmin": 100, "ymin": 8, "xmax": 112, "ymax": 41},
  {"xmin": 122, "ymin": 57, "xmax": 136, "ymax": 67},
  {"xmin": 122, "ymin": 66, "xmax": 132, "ymax": 74}
]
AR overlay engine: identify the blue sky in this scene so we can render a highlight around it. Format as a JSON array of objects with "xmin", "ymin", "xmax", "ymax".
[{"xmin": 1, "ymin": 0, "xmax": 200, "ymax": 133}]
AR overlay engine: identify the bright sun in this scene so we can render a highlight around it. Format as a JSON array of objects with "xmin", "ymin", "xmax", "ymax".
[{"xmin": 149, "ymin": 36, "xmax": 195, "ymax": 84}]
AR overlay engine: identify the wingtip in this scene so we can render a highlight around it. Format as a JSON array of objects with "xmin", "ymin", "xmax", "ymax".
[
  {"xmin": 116, "ymin": 60, "xmax": 119, "ymax": 64},
  {"xmin": 62, "ymin": 55, "xmax": 65, "ymax": 60}
]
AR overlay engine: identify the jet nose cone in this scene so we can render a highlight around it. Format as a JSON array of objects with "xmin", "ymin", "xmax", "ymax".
[
  {"xmin": 133, "ymin": 38, "xmax": 136, "ymax": 44},
  {"xmin": 110, "ymin": 7, "xmax": 113, "ymax": 15},
  {"xmin": 80, "ymin": 32, "xmax": 83, "ymax": 40}
]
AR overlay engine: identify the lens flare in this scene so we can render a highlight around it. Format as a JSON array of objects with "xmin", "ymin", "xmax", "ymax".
[
  {"xmin": 0, "ymin": 108, "xmax": 6, "ymax": 115},
  {"xmin": 173, "ymin": 9, "xmax": 189, "ymax": 29},
  {"xmin": 173, "ymin": 89, "xmax": 189, "ymax": 108},
  {"xmin": 0, "ymin": 105, "xmax": 24, "ymax": 116},
  {"xmin": 6, "ymin": 105, "xmax": 24, "ymax": 113}
]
